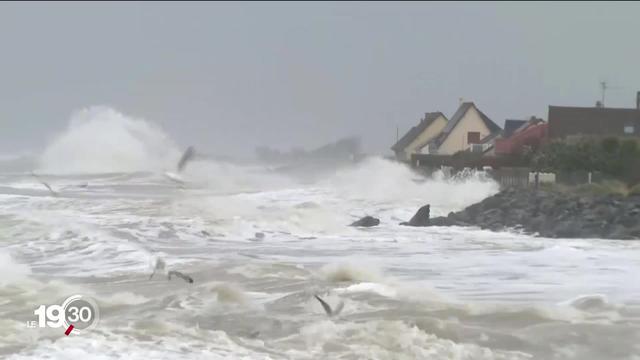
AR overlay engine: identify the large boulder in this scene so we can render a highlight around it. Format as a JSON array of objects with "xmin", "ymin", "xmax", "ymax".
[
  {"xmin": 527, "ymin": 215, "xmax": 547, "ymax": 233},
  {"xmin": 422, "ymin": 215, "xmax": 471, "ymax": 227},
  {"xmin": 401, "ymin": 205, "xmax": 431, "ymax": 226},
  {"xmin": 350, "ymin": 216, "xmax": 380, "ymax": 227},
  {"xmin": 552, "ymin": 220, "xmax": 583, "ymax": 238}
]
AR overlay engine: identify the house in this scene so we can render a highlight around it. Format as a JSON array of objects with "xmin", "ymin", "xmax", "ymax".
[
  {"xmin": 494, "ymin": 117, "xmax": 548, "ymax": 155},
  {"xmin": 424, "ymin": 102, "xmax": 501, "ymax": 155},
  {"xmin": 391, "ymin": 112, "xmax": 448, "ymax": 161},
  {"xmin": 502, "ymin": 119, "xmax": 528, "ymax": 138},
  {"xmin": 548, "ymin": 92, "xmax": 640, "ymax": 139},
  {"xmin": 472, "ymin": 131, "xmax": 503, "ymax": 156}
]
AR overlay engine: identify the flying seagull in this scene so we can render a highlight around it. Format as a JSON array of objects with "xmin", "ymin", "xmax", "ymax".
[
  {"xmin": 149, "ymin": 257, "xmax": 166, "ymax": 280},
  {"xmin": 177, "ymin": 146, "xmax": 195, "ymax": 173},
  {"xmin": 164, "ymin": 146, "xmax": 195, "ymax": 185},
  {"xmin": 168, "ymin": 270, "xmax": 194, "ymax": 284},
  {"xmin": 314, "ymin": 294, "xmax": 344, "ymax": 317},
  {"xmin": 163, "ymin": 171, "xmax": 186, "ymax": 185},
  {"xmin": 149, "ymin": 258, "xmax": 193, "ymax": 284},
  {"xmin": 30, "ymin": 172, "xmax": 58, "ymax": 196}
]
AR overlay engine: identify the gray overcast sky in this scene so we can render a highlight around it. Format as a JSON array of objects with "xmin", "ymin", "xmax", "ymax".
[{"xmin": 1, "ymin": 2, "xmax": 639, "ymax": 157}]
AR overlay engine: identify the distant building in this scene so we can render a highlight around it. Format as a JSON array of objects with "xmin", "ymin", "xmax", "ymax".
[
  {"xmin": 425, "ymin": 102, "xmax": 501, "ymax": 155},
  {"xmin": 391, "ymin": 112, "xmax": 448, "ymax": 161},
  {"xmin": 548, "ymin": 92, "xmax": 640, "ymax": 139}
]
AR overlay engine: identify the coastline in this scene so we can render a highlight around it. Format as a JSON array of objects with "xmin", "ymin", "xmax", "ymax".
[{"xmin": 425, "ymin": 185, "xmax": 640, "ymax": 240}]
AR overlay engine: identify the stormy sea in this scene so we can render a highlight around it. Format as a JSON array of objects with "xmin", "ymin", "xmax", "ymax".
[{"xmin": 1, "ymin": 108, "xmax": 639, "ymax": 360}]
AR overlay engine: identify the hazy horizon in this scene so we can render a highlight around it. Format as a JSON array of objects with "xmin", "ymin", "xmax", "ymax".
[{"xmin": 1, "ymin": 2, "xmax": 639, "ymax": 159}]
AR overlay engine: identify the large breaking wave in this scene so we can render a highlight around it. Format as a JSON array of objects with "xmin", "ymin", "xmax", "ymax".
[{"xmin": 38, "ymin": 107, "xmax": 181, "ymax": 174}]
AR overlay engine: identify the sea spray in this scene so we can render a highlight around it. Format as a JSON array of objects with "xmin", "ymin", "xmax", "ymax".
[
  {"xmin": 172, "ymin": 157, "xmax": 500, "ymax": 238},
  {"xmin": 320, "ymin": 262, "xmax": 384, "ymax": 283},
  {"xmin": 177, "ymin": 160, "xmax": 295, "ymax": 194},
  {"xmin": 325, "ymin": 157, "xmax": 499, "ymax": 212},
  {"xmin": 38, "ymin": 106, "xmax": 181, "ymax": 174}
]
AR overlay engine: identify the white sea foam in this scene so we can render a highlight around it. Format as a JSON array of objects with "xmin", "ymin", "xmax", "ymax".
[
  {"xmin": 2, "ymin": 131, "xmax": 640, "ymax": 359},
  {"xmin": 0, "ymin": 252, "xmax": 31, "ymax": 285},
  {"xmin": 297, "ymin": 320, "xmax": 533, "ymax": 359},
  {"xmin": 335, "ymin": 282, "xmax": 398, "ymax": 298}
]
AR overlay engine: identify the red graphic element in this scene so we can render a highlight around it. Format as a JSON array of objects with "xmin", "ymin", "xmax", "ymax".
[{"xmin": 65, "ymin": 325, "xmax": 74, "ymax": 336}]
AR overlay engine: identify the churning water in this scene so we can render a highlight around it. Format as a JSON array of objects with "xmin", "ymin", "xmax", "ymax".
[{"xmin": 1, "ymin": 108, "xmax": 639, "ymax": 359}]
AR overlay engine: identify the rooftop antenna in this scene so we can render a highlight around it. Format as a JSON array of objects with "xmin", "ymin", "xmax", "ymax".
[{"xmin": 599, "ymin": 81, "xmax": 622, "ymax": 107}]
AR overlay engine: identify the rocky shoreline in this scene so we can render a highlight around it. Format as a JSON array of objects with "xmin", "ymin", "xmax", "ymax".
[{"xmin": 422, "ymin": 187, "xmax": 640, "ymax": 239}]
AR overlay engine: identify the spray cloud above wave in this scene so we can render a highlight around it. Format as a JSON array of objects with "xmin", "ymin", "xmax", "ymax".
[
  {"xmin": 38, "ymin": 107, "xmax": 181, "ymax": 174},
  {"xmin": 326, "ymin": 157, "xmax": 499, "ymax": 210}
]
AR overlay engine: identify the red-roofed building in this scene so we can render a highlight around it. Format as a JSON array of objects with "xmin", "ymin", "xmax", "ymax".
[{"xmin": 494, "ymin": 117, "xmax": 548, "ymax": 155}]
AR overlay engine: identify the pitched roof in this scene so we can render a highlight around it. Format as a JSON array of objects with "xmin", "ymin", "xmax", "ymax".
[
  {"xmin": 391, "ymin": 112, "xmax": 446, "ymax": 151},
  {"xmin": 431, "ymin": 102, "xmax": 501, "ymax": 147},
  {"xmin": 503, "ymin": 117, "xmax": 546, "ymax": 138},
  {"xmin": 548, "ymin": 106, "xmax": 640, "ymax": 138},
  {"xmin": 479, "ymin": 131, "xmax": 501, "ymax": 144},
  {"xmin": 503, "ymin": 120, "xmax": 528, "ymax": 138}
]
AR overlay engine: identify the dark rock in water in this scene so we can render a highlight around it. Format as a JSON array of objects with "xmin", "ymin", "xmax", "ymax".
[
  {"xmin": 528, "ymin": 216, "xmax": 546, "ymax": 233},
  {"xmin": 401, "ymin": 205, "xmax": 431, "ymax": 226},
  {"xmin": 427, "ymin": 217, "xmax": 459, "ymax": 227},
  {"xmin": 350, "ymin": 216, "xmax": 380, "ymax": 227}
]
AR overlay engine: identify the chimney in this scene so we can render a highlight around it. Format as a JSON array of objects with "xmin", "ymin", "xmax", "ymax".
[{"xmin": 636, "ymin": 91, "xmax": 640, "ymax": 110}]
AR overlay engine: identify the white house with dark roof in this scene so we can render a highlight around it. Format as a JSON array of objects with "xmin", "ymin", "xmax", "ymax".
[
  {"xmin": 391, "ymin": 112, "xmax": 448, "ymax": 161},
  {"xmin": 424, "ymin": 102, "xmax": 501, "ymax": 155}
]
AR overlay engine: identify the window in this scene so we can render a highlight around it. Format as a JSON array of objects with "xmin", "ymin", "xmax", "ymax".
[
  {"xmin": 471, "ymin": 144, "xmax": 484, "ymax": 153},
  {"xmin": 624, "ymin": 125, "xmax": 635, "ymax": 134},
  {"xmin": 467, "ymin": 131, "xmax": 481, "ymax": 144}
]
